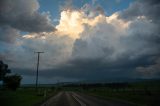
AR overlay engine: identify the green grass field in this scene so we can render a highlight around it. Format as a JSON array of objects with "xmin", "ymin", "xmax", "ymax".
[
  {"xmin": 79, "ymin": 81, "xmax": 160, "ymax": 106},
  {"xmin": 0, "ymin": 87, "xmax": 56, "ymax": 106},
  {"xmin": 61, "ymin": 80, "xmax": 160, "ymax": 106},
  {"xmin": 84, "ymin": 88, "xmax": 160, "ymax": 106},
  {"xmin": 1, "ymin": 80, "xmax": 160, "ymax": 106}
]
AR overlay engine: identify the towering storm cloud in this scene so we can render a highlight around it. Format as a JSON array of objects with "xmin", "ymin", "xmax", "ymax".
[
  {"xmin": 118, "ymin": 0, "xmax": 160, "ymax": 78},
  {"xmin": 0, "ymin": 0, "xmax": 160, "ymax": 83}
]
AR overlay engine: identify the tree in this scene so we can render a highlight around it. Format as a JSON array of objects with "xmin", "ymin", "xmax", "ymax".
[
  {"xmin": 4, "ymin": 74, "xmax": 22, "ymax": 90},
  {"xmin": 0, "ymin": 60, "xmax": 11, "ymax": 82}
]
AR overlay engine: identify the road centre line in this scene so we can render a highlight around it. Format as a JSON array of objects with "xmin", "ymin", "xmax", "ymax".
[{"xmin": 72, "ymin": 94, "xmax": 87, "ymax": 106}]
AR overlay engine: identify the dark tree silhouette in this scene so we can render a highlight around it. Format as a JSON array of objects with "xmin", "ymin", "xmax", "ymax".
[
  {"xmin": 4, "ymin": 74, "xmax": 22, "ymax": 90},
  {"xmin": 0, "ymin": 60, "xmax": 11, "ymax": 82}
]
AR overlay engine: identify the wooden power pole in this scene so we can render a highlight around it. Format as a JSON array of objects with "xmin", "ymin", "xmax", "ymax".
[{"xmin": 35, "ymin": 52, "xmax": 44, "ymax": 91}]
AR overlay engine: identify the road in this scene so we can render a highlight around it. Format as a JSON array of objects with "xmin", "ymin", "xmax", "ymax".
[{"xmin": 41, "ymin": 91, "xmax": 136, "ymax": 106}]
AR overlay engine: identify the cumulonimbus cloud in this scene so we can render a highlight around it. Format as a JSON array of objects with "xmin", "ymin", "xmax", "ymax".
[{"xmin": 1, "ymin": 0, "xmax": 160, "ymax": 83}]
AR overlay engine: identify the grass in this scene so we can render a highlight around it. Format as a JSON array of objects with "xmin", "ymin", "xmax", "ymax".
[
  {"xmin": 85, "ymin": 88, "xmax": 160, "ymax": 106},
  {"xmin": 1, "ymin": 80, "xmax": 160, "ymax": 106},
  {"xmin": 61, "ymin": 80, "xmax": 160, "ymax": 106},
  {"xmin": 0, "ymin": 87, "xmax": 56, "ymax": 106},
  {"xmin": 80, "ymin": 81, "xmax": 160, "ymax": 106}
]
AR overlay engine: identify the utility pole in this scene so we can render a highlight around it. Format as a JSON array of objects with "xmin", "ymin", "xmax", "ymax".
[{"xmin": 35, "ymin": 52, "xmax": 44, "ymax": 91}]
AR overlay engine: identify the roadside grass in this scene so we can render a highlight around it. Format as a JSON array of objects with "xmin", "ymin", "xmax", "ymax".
[
  {"xmin": 62, "ymin": 80, "xmax": 160, "ymax": 106},
  {"xmin": 0, "ymin": 87, "xmax": 57, "ymax": 106},
  {"xmin": 85, "ymin": 88, "xmax": 160, "ymax": 106},
  {"xmin": 82, "ymin": 81, "xmax": 160, "ymax": 106},
  {"xmin": 1, "ymin": 81, "xmax": 159, "ymax": 106}
]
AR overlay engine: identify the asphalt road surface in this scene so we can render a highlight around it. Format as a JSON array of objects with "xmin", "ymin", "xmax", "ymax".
[{"xmin": 41, "ymin": 91, "xmax": 136, "ymax": 106}]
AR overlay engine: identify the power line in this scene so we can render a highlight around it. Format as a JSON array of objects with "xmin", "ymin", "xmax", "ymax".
[{"xmin": 34, "ymin": 52, "xmax": 44, "ymax": 91}]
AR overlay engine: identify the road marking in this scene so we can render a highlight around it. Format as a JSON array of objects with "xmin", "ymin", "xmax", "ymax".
[
  {"xmin": 41, "ymin": 92, "xmax": 63, "ymax": 106},
  {"xmin": 72, "ymin": 94, "xmax": 87, "ymax": 106}
]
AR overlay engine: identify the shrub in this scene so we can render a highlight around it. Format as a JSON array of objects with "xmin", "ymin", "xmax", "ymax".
[{"xmin": 4, "ymin": 74, "xmax": 22, "ymax": 90}]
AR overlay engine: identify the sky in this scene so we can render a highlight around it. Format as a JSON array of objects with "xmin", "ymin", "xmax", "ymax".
[{"xmin": 0, "ymin": 0, "xmax": 160, "ymax": 84}]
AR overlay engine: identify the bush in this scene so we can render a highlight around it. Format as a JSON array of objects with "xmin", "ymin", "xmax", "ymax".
[{"xmin": 4, "ymin": 74, "xmax": 22, "ymax": 90}]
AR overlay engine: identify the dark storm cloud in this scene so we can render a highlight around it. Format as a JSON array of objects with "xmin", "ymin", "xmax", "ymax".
[
  {"xmin": 119, "ymin": 0, "xmax": 160, "ymax": 22},
  {"xmin": 118, "ymin": 0, "xmax": 160, "ymax": 78},
  {"xmin": 58, "ymin": 0, "xmax": 160, "ymax": 79},
  {"xmin": 15, "ymin": 53, "xmax": 156, "ymax": 81},
  {"xmin": 16, "ymin": 0, "xmax": 160, "ymax": 80},
  {"xmin": 65, "ymin": 54, "xmax": 158, "ymax": 80},
  {"xmin": 2, "ymin": 0, "xmax": 160, "ymax": 83},
  {"xmin": 0, "ymin": 26, "xmax": 20, "ymax": 43},
  {"xmin": 13, "ymin": 32, "xmax": 159, "ymax": 80},
  {"xmin": 0, "ymin": 0, "xmax": 55, "ymax": 33}
]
